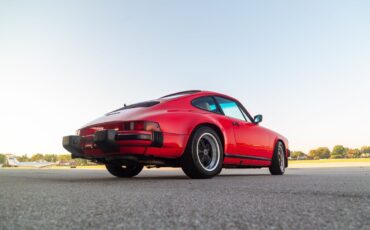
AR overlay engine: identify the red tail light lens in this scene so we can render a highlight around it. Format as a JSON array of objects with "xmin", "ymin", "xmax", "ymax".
[
  {"xmin": 132, "ymin": 121, "xmax": 145, "ymax": 130},
  {"xmin": 123, "ymin": 121, "xmax": 161, "ymax": 132}
]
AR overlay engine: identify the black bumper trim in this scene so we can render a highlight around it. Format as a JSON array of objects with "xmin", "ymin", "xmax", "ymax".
[
  {"xmin": 115, "ymin": 131, "xmax": 163, "ymax": 147},
  {"xmin": 116, "ymin": 134, "xmax": 152, "ymax": 141},
  {"xmin": 151, "ymin": 131, "xmax": 164, "ymax": 147},
  {"xmin": 62, "ymin": 135, "xmax": 83, "ymax": 158},
  {"xmin": 62, "ymin": 130, "xmax": 164, "ymax": 157},
  {"xmin": 94, "ymin": 130, "xmax": 119, "ymax": 152}
]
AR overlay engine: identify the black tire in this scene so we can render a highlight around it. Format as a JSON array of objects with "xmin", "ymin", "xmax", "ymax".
[
  {"xmin": 269, "ymin": 141, "xmax": 286, "ymax": 175},
  {"xmin": 105, "ymin": 162, "xmax": 144, "ymax": 178},
  {"xmin": 181, "ymin": 126, "xmax": 224, "ymax": 179}
]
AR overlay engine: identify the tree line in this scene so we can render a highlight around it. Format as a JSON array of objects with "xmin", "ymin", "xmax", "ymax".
[
  {"xmin": 291, "ymin": 145, "xmax": 370, "ymax": 160},
  {"xmin": 0, "ymin": 153, "xmax": 93, "ymax": 166},
  {"xmin": 1, "ymin": 146, "xmax": 370, "ymax": 164}
]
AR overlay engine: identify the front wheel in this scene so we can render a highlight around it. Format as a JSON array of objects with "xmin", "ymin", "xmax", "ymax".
[
  {"xmin": 269, "ymin": 142, "xmax": 286, "ymax": 175},
  {"xmin": 105, "ymin": 162, "xmax": 144, "ymax": 178},
  {"xmin": 181, "ymin": 126, "xmax": 224, "ymax": 179}
]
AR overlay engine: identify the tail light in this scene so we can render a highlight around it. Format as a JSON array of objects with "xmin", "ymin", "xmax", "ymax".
[{"xmin": 123, "ymin": 121, "xmax": 161, "ymax": 132}]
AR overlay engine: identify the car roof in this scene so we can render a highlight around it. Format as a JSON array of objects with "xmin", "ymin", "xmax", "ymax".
[{"xmin": 160, "ymin": 90, "xmax": 238, "ymax": 101}]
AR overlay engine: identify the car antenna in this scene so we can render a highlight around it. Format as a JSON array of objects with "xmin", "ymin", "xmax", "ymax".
[{"xmin": 124, "ymin": 104, "xmax": 127, "ymax": 107}]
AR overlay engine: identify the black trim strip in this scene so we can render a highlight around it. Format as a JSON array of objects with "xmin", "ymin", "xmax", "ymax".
[
  {"xmin": 116, "ymin": 133, "xmax": 163, "ymax": 147},
  {"xmin": 116, "ymin": 134, "xmax": 152, "ymax": 141},
  {"xmin": 225, "ymin": 153, "xmax": 271, "ymax": 162}
]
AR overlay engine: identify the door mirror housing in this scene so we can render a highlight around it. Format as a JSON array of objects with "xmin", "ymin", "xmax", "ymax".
[{"xmin": 254, "ymin": 114, "xmax": 263, "ymax": 124}]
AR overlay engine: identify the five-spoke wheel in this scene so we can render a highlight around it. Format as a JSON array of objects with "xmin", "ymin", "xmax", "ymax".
[
  {"xmin": 181, "ymin": 126, "xmax": 223, "ymax": 179},
  {"xmin": 196, "ymin": 133, "xmax": 221, "ymax": 172}
]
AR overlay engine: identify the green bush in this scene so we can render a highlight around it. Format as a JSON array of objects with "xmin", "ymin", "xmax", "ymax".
[
  {"xmin": 0, "ymin": 154, "xmax": 5, "ymax": 164},
  {"xmin": 330, "ymin": 154, "xmax": 343, "ymax": 159}
]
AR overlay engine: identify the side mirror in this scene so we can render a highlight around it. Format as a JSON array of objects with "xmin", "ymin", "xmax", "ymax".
[{"xmin": 254, "ymin": 114, "xmax": 263, "ymax": 124}]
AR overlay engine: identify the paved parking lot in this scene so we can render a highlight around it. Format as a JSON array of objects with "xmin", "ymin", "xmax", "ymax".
[{"xmin": 1, "ymin": 167, "xmax": 370, "ymax": 230}]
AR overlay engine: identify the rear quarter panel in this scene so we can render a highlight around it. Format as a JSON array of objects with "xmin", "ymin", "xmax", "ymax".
[{"xmin": 143, "ymin": 109, "xmax": 238, "ymax": 156}]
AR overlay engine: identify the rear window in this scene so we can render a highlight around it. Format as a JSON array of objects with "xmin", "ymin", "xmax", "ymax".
[
  {"xmin": 106, "ymin": 101, "xmax": 160, "ymax": 115},
  {"xmin": 160, "ymin": 90, "xmax": 201, "ymax": 99},
  {"xmin": 192, "ymin": 97, "xmax": 222, "ymax": 114}
]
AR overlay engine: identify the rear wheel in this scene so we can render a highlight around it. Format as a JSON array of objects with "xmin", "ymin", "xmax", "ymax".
[
  {"xmin": 181, "ymin": 126, "xmax": 224, "ymax": 179},
  {"xmin": 269, "ymin": 142, "xmax": 286, "ymax": 175},
  {"xmin": 105, "ymin": 162, "xmax": 144, "ymax": 178}
]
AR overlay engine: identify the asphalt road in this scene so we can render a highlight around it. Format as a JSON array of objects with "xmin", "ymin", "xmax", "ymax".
[{"xmin": 1, "ymin": 167, "xmax": 370, "ymax": 230}]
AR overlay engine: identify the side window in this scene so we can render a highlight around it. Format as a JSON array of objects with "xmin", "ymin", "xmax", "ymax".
[
  {"xmin": 215, "ymin": 97, "xmax": 248, "ymax": 121},
  {"xmin": 192, "ymin": 97, "xmax": 221, "ymax": 114}
]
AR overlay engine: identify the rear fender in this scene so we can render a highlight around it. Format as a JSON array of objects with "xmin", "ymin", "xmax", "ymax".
[
  {"xmin": 180, "ymin": 114, "xmax": 235, "ymax": 155},
  {"xmin": 131, "ymin": 111, "xmax": 235, "ymax": 156}
]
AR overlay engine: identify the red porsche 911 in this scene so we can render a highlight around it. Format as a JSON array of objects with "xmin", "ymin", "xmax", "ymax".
[{"xmin": 63, "ymin": 90, "xmax": 289, "ymax": 179}]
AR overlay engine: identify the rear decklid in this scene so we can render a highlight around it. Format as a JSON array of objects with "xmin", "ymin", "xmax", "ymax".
[{"xmin": 79, "ymin": 101, "xmax": 161, "ymax": 135}]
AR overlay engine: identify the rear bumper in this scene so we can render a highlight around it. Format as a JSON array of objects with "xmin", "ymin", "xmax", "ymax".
[{"xmin": 63, "ymin": 130, "xmax": 163, "ymax": 159}]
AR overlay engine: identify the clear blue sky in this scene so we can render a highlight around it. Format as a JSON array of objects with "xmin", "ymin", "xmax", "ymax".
[{"xmin": 1, "ymin": 0, "xmax": 369, "ymax": 155}]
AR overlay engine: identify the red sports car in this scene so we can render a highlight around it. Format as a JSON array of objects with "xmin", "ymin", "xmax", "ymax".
[{"xmin": 63, "ymin": 90, "xmax": 289, "ymax": 179}]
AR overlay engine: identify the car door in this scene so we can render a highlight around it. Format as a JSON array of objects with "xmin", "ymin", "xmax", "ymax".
[{"xmin": 214, "ymin": 96, "xmax": 271, "ymax": 159}]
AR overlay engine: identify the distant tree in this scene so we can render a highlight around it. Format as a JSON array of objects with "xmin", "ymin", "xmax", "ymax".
[
  {"xmin": 17, "ymin": 154, "xmax": 29, "ymax": 162},
  {"xmin": 44, "ymin": 154, "xmax": 58, "ymax": 162},
  {"xmin": 361, "ymin": 146, "xmax": 370, "ymax": 154},
  {"xmin": 31, "ymin": 153, "xmax": 44, "ymax": 161},
  {"xmin": 317, "ymin": 147, "xmax": 331, "ymax": 159},
  {"xmin": 346, "ymin": 148, "xmax": 361, "ymax": 158},
  {"xmin": 308, "ymin": 149, "xmax": 317, "ymax": 160},
  {"xmin": 331, "ymin": 145, "xmax": 347, "ymax": 159},
  {"xmin": 0, "ymin": 154, "xmax": 5, "ymax": 164},
  {"xmin": 74, "ymin": 159, "xmax": 90, "ymax": 166},
  {"xmin": 308, "ymin": 147, "xmax": 330, "ymax": 159},
  {"xmin": 58, "ymin": 154, "xmax": 72, "ymax": 162},
  {"xmin": 291, "ymin": 151, "xmax": 306, "ymax": 160}
]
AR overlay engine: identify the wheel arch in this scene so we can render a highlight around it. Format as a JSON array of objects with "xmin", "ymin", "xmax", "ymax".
[
  {"xmin": 274, "ymin": 138, "xmax": 288, "ymax": 167},
  {"xmin": 188, "ymin": 123, "xmax": 225, "ymax": 154}
]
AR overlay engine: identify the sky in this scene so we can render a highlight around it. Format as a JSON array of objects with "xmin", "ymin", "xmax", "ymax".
[{"xmin": 0, "ymin": 0, "xmax": 370, "ymax": 155}]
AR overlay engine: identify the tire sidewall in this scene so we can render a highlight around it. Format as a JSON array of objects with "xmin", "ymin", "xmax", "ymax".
[
  {"xmin": 189, "ymin": 127, "xmax": 224, "ymax": 177},
  {"xmin": 278, "ymin": 143, "xmax": 286, "ymax": 174},
  {"xmin": 269, "ymin": 141, "xmax": 286, "ymax": 175},
  {"xmin": 106, "ymin": 162, "xmax": 144, "ymax": 177}
]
